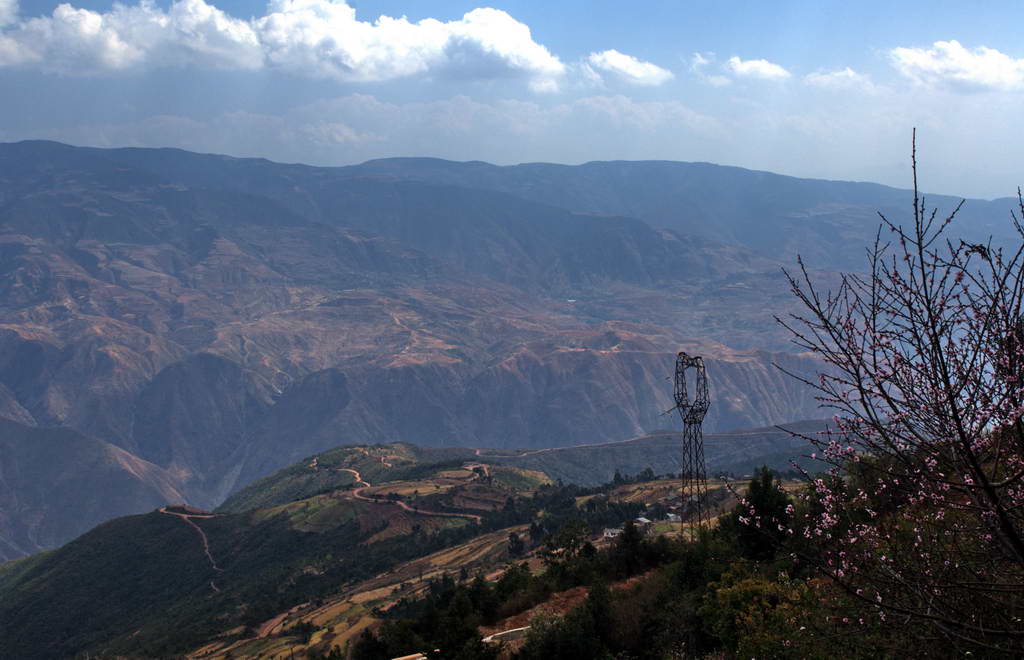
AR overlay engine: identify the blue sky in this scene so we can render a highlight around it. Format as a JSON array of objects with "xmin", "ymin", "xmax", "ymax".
[{"xmin": 4, "ymin": 0, "xmax": 1024, "ymax": 198}]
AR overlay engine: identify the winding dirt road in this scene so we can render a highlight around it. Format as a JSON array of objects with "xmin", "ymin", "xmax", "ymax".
[
  {"xmin": 159, "ymin": 506, "xmax": 224, "ymax": 592},
  {"xmin": 340, "ymin": 467, "xmax": 370, "ymax": 488},
  {"xmin": 341, "ymin": 468, "xmax": 483, "ymax": 524}
]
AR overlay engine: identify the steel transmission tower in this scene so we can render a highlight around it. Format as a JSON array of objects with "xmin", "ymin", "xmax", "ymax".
[{"xmin": 673, "ymin": 352, "xmax": 710, "ymax": 531}]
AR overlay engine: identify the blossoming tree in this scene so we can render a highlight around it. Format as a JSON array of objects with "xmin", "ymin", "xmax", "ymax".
[{"xmin": 777, "ymin": 133, "xmax": 1024, "ymax": 654}]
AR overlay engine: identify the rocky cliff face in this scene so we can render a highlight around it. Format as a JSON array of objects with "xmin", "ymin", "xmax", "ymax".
[{"xmin": 0, "ymin": 142, "xmax": 864, "ymax": 555}]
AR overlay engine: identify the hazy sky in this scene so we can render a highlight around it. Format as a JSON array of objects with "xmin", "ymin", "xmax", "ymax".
[{"xmin": 3, "ymin": 0, "xmax": 1024, "ymax": 198}]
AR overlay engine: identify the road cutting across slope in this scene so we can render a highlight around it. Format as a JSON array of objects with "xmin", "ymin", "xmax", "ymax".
[
  {"xmin": 340, "ymin": 467, "xmax": 370, "ymax": 487},
  {"xmin": 159, "ymin": 506, "xmax": 224, "ymax": 592},
  {"xmin": 342, "ymin": 468, "xmax": 482, "ymax": 524}
]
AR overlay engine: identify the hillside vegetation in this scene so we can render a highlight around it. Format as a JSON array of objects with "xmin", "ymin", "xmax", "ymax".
[{"xmin": 0, "ymin": 445, "xmax": 655, "ymax": 658}]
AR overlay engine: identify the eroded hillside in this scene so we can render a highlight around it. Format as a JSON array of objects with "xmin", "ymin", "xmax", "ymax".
[{"xmin": 0, "ymin": 142, "xmax": 842, "ymax": 555}]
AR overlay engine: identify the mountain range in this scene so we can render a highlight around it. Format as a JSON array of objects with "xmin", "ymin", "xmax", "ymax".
[{"xmin": 0, "ymin": 140, "xmax": 1003, "ymax": 560}]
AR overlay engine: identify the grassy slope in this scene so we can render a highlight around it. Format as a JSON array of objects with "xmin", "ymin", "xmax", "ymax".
[
  {"xmin": 219, "ymin": 443, "xmax": 479, "ymax": 513},
  {"xmin": 0, "ymin": 512, "xmax": 215, "ymax": 659},
  {"xmin": 0, "ymin": 452, "xmax": 531, "ymax": 659},
  {"xmin": 0, "ymin": 421, "xmax": 821, "ymax": 658},
  {"xmin": 188, "ymin": 475, "xmax": 757, "ymax": 660},
  {"xmin": 223, "ymin": 421, "xmax": 825, "ymax": 516}
]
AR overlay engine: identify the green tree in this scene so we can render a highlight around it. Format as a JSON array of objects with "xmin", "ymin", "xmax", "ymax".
[
  {"xmin": 350, "ymin": 628, "xmax": 388, "ymax": 660},
  {"xmin": 507, "ymin": 532, "xmax": 525, "ymax": 557},
  {"xmin": 585, "ymin": 578, "xmax": 612, "ymax": 642},
  {"xmin": 719, "ymin": 466, "xmax": 791, "ymax": 561},
  {"xmin": 515, "ymin": 610, "xmax": 606, "ymax": 660},
  {"xmin": 542, "ymin": 520, "xmax": 589, "ymax": 567},
  {"xmin": 699, "ymin": 564, "xmax": 810, "ymax": 659},
  {"xmin": 611, "ymin": 520, "xmax": 644, "ymax": 576}
]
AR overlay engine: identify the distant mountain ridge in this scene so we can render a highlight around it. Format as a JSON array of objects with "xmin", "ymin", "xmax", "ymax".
[
  {"xmin": 0, "ymin": 140, "xmax": 975, "ymax": 558},
  {"xmin": 10, "ymin": 140, "xmax": 1011, "ymax": 270}
]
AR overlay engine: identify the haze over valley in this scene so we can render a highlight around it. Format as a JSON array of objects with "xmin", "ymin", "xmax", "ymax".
[
  {"xmin": 2, "ymin": 2, "xmax": 1022, "ymax": 658},
  {"xmin": 0, "ymin": 140, "xmax": 899, "ymax": 557},
  {"xmin": 0, "ymin": 136, "xmax": 1018, "ymax": 560}
]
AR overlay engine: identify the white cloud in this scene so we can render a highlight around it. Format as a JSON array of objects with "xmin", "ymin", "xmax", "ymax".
[
  {"xmin": 0, "ymin": 0, "xmax": 264, "ymax": 71},
  {"xmin": 583, "ymin": 49, "xmax": 672, "ymax": 86},
  {"xmin": 0, "ymin": 0, "xmax": 17, "ymax": 27},
  {"xmin": 804, "ymin": 67, "xmax": 874, "ymax": 91},
  {"xmin": 577, "ymin": 61, "xmax": 605, "ymax": 87},
  {"xmin": 689, "ymin": 52, "xmax": 730, "ymax": 87},
  {"xmin": 0, "ymin": 0, "xmax": 565, "ymax": 90},
  {"xmin": 256, "ymin": 2, "xmax": 564, "ymax": 90},
  {"xmin": 690, "ymin": 52, "xmax": 711, "ymax": 72},
  {"xmin": 726, "ymin": 56, "xmax": 790, "ymax": 80},
  {"xmin": 692, "ymin": 52, "xmax": 788, "ymax": 85},
  {"xmin": 890, "ymin": 40, "xmax": 1024, "ymax": 92}
]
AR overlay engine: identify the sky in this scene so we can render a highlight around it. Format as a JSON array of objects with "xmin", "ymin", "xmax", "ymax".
[{"xmin": 2, "ymin": 0, "xmax": 1024, "ymax": 198}]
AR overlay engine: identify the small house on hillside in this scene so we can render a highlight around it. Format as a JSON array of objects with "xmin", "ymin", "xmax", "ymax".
[
  {"xmin": 603, "ymin": 527, "xmax": 622, "ymax": 539},
  {"xmin": 634, "ymin": 517, "xmax": 656, "ymax": 537}
]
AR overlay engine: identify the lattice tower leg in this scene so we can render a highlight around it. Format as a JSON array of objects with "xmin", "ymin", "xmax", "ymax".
[{"xmin": 681, "ymin": 421, "xmax": 709, "ymax": 536}]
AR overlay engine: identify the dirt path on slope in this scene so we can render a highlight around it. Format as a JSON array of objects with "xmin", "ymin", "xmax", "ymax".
[
  {"xmin": 159, "ymin": 507, "xmax": 224, "ymax": 592},
  {"xmin": 343, "ymin": 469, "xmax": 483, "ymax": 524},
  {"xmin": 392, "ymin": 499, "xmax": 483, "ymax": 524},
  {"xmin": 340, "ymin": 467, "xmax": 370, "ymax": 487}
]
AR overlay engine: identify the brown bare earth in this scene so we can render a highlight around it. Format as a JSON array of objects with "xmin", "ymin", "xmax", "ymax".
[
  {"xmin": 479, "ymin": 586, "xmax": 590, "ymax": 638},
  {"xmin": 478, "ymin": 568, "xmax": 658, "ymax": 639}
]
